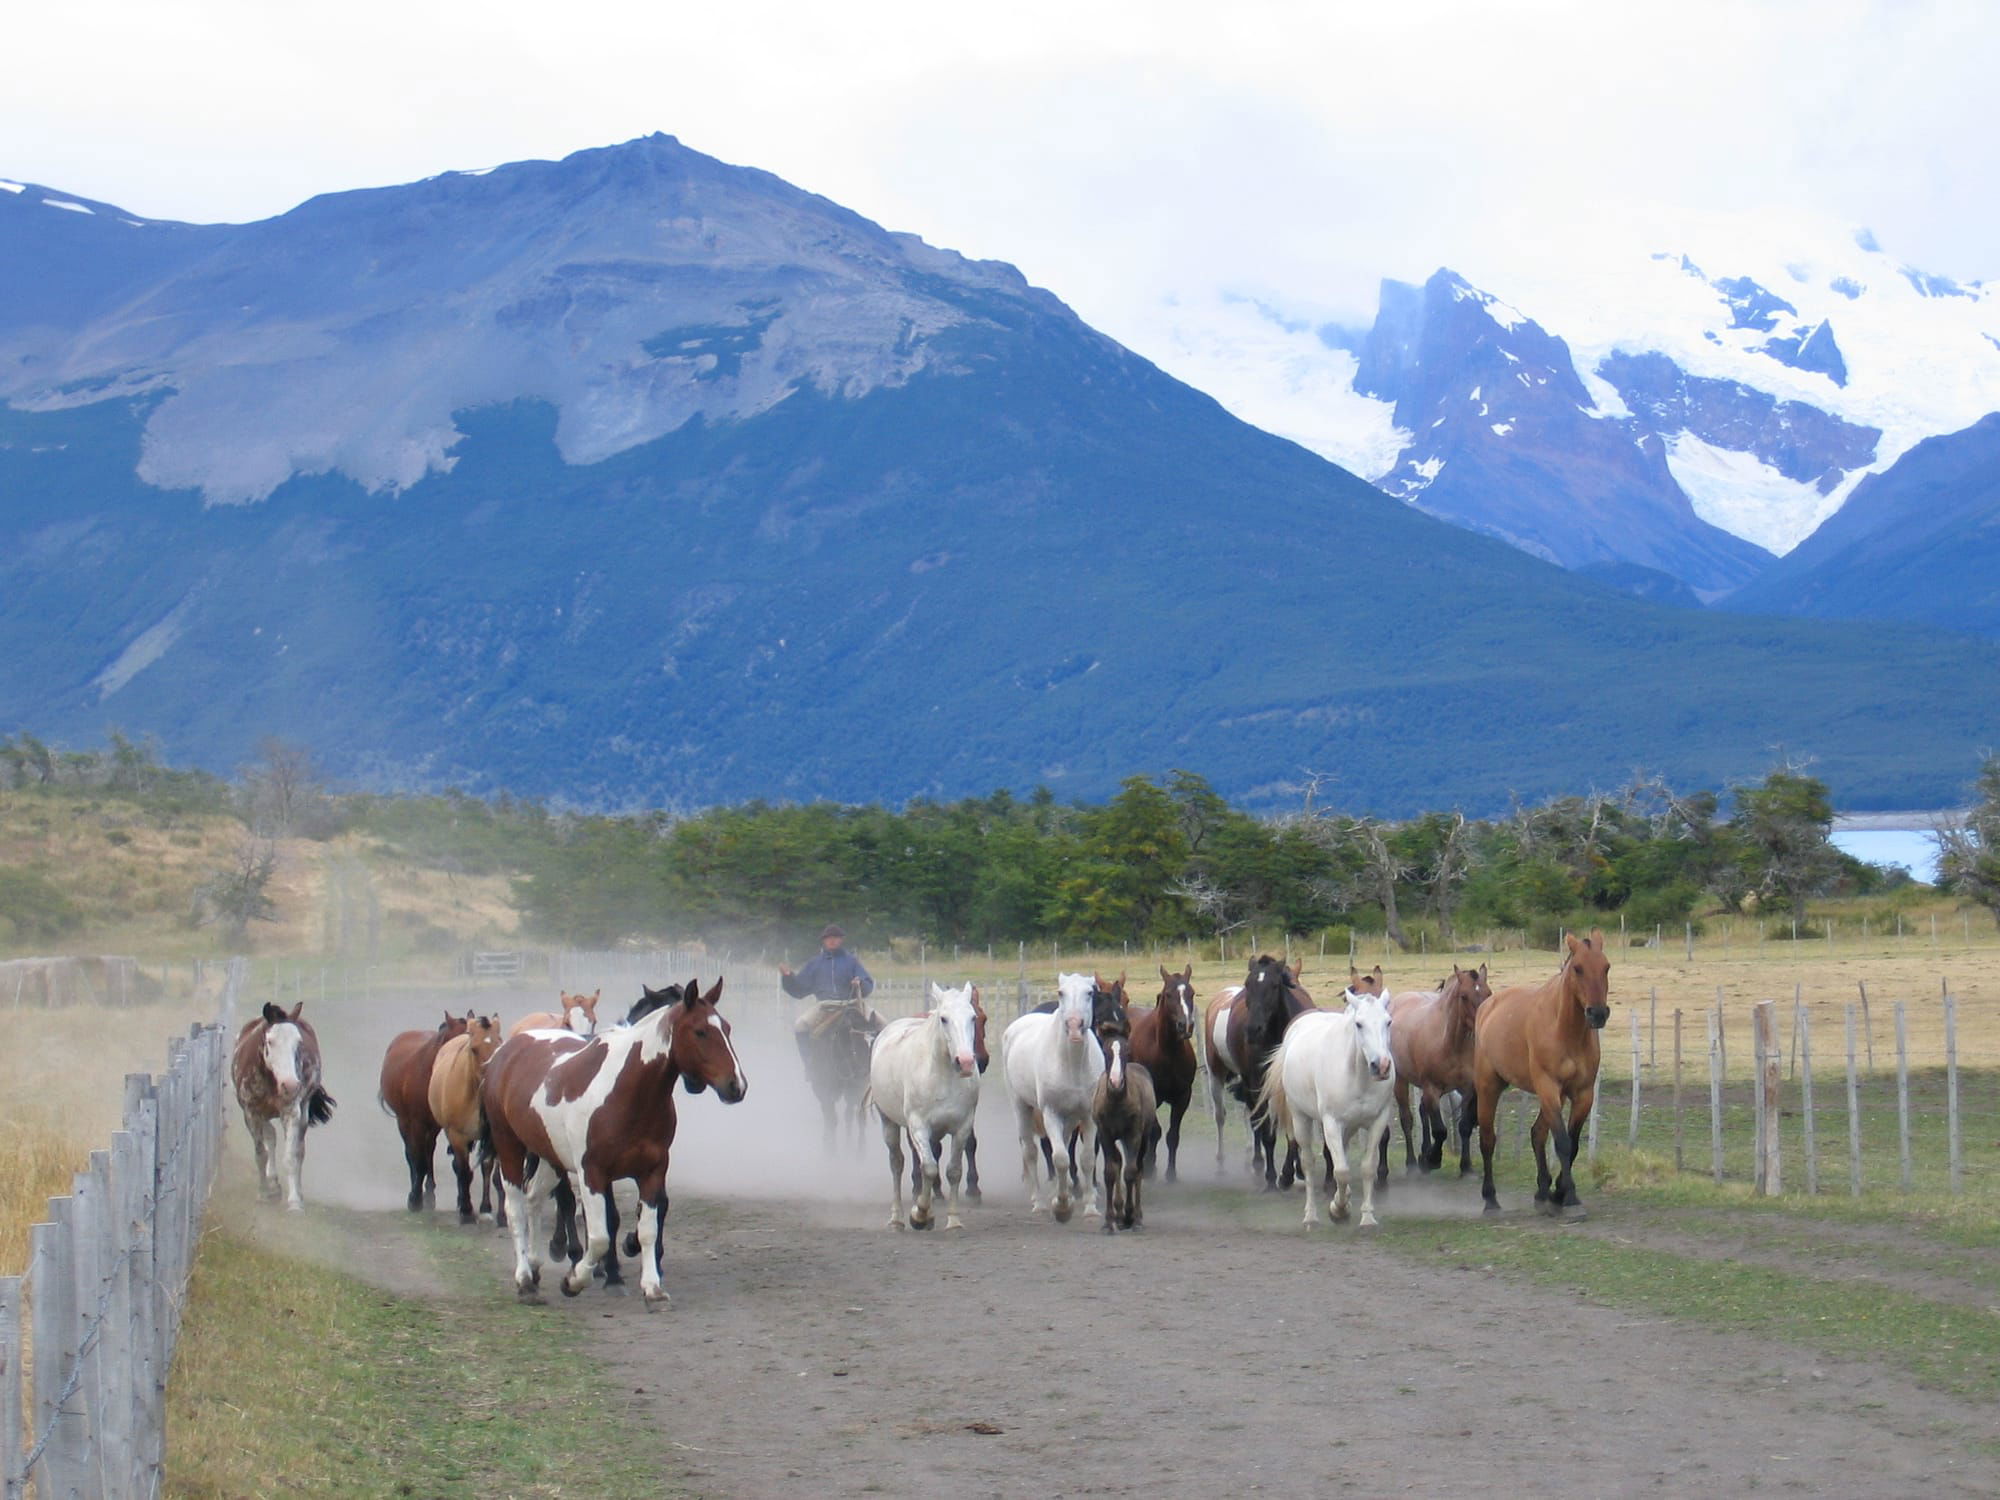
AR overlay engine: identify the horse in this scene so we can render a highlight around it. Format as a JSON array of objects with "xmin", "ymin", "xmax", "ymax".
[
  {"xmin": 1473, "ymin": 931, "xmax": 1610, "ymax": 1217},
  {"xmin": 1200, "ymin": 956, "xmax": 1316, "ymax": 1187},
  {"xmin": 1029, "ymin": 974, "xmax": 1126, "ymax": 1193},
  {"xmin": 509, "ymin": 989, "xmax": 599, "ymax": 1037},
  {"xmin": 870, "ymin": 981, "xmax": 983, "ymax": 1231},
  {"xmin": 1126, "ymin": 964, "xmax": 1198, "ymax": 1181},
  {"xmin": 1091, "ymin": 1005, "xmax": 1158, "ymax": 1233},
  {"xmin": 232, "ymin": 1001, "xmax": 336, "ymax": 1211},
  {"xmin": 378, "ymin": 1010, "xmax": 469, "ymax": 1211},
  {"xmin": 1001, "ymin": 972, "xmax": 1106, "ymax": 1222},
  {"xmin": 1253, "ymin": 987, "xmax": 1396, "ymax": 1230},
  {"xmin": 911, "ymin": 985, "xmax": 991, "ymax": 1202},
  {"xmin": 483, "ymin": 976, "xmax": 746, "ymax": 1306},
  {"xmin": 426, "ymin": 1012, "xmax": 507, "ymax": 1224},
  {"xmin": 1377, "ymin": 964, "xmax": 1491, "ymax": 1179},
  {"xmin": 800, "ymin": 997, "xmax": 884, "ymax": 1153}
]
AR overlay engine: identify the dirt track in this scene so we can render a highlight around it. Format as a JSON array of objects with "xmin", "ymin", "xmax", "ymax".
[{"xmin": 281, "ymin": 981, "xmax": 1998, "ymax": 1498}]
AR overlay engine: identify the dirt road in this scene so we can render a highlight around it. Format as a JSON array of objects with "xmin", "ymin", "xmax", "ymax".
[{"xmin": 274, "ymin": 978, "xmax": 1998, "ymax": 1498}]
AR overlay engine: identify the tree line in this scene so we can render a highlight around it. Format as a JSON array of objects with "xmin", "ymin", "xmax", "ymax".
[{"xmin": 6, "ymin": 731, "xmax": 1992, "ymax": 954}]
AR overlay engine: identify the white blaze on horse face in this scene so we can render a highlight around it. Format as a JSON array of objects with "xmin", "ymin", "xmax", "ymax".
[
  {"xmin": 1108, "ymin": 1037, "xmax": 1125, "ymax": 1090},
  {"xmin": 1345, "ymin": 990, "xmax": 1395, "ymax": 1081},
  {"xmin": 932, "ymin": 983, "xmax": 979, "ymax": 1076},
  {"xmin": 1056, "ymin": 973, "xmax": 1094, "ymax": 1044},
  {"xmin": 263, "ymin": 1022, "xmax": 304, "ymax": 1100}
]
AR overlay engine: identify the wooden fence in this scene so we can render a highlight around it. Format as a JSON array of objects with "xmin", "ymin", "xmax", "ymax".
[{"xmin": 0, "ymin": 958, "xmax": 240, "ymax": 1498}]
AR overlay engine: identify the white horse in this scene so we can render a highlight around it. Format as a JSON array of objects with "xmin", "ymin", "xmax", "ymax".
[
  {"xmin": 868, "ymin": 981, "xmax": 983, "ymax": 1231},
  {"xmin": 1001, "ymin": 972, "xmax": 1105, "ymax": 1222},
  {"xmin": 1253, "ymin": 988, "xmax": 1396, "ymax": 1230}
]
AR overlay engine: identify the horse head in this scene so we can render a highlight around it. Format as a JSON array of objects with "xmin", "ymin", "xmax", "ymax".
[
  {"xmin": 1241, "ymin": 956, "xmax": 1295, "ymax": 1053},
  {"xmin": 1054, "ymin": 973, "xmax": 1097, "ymax": 1045},
  {"xmin": 437, "ymin": 1009, "xmax": 470, "ymax": 1037},
  {"xmin": 561, "ymin": 989, "xmax": 601, "ymax": 1036},
  {"xmin": 1347, "ymin": 964, "xmax": 1386, "ymax": 997},
  {"xmin": 1157, "ymin": 964, "xmax": 1196, "ymax": 1042},
  {"xmin": 969, "ymin": 985, "xmax": 990, "ymax": 1073},
  {"xmin": 1445, "ymin": 964, "xmax": 1491, "ymax": 1032},
  {"xmin": 1091, "ymin": 972, "xmax": 1128, "ymax": 1032},
  {"xmin": 1342, "ymin": 988, "xmax": 1395, "ymax": 1080},
  {"xmin": 259, "ymin": 1000, "xmax": 308, "ymax": 1105},
  {"xmin": 926, "ymin": 981, "xmax": 981, "ymax": 1078},
  {"xmin": 1094, "ymin": 996, "xmax": 1133, "ymax": 1088},
  {"xmin": 671, "ymin": 978, "xmax": 747, "ymax": 1103},
  {"xmin": 627, "ymin": 980, "xmax": 684, "ymax": 1027},
  {"xmin": 465, "ymin": 1013, "xmax": 505, "ymax": 1069},
  {"xmin": 1563, "ymin": 931, "xmax": 1611, "ymax": 1029}
]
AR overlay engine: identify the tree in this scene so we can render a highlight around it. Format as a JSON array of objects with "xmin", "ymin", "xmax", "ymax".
[
  {"xmin": 241, "ymin": 737, "xmax": 332, "ymax": 838},
  {"xmin": 1409, "ymin": 809, "xmax": 1477, "ymax": 946},
  {"xmin": 1936, "ymin": 753, "xmax": 2000, "ymax": 927},
  {"xmin": 1731, "ymin": 766, "xmax": 1841, "ymax": 926},
  {"xmin": 193, "ymin": 841, "xmax": 281, "ymax": 941}
]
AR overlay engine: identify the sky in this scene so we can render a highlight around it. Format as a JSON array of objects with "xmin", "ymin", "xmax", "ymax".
[{"xmin": 8, "ymin": 0, "xmax": 1997, "ymax": 450}]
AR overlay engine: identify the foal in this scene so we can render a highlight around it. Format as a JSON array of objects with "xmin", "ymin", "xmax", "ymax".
[{"xmin": 1091, "ymin": 1006, "xmax": 1158, "ymax": 1232}]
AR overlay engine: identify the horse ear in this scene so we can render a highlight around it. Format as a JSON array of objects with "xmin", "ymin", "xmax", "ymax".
[
  {"xmin": 1565, "ymin": 931, "xmax": 1583, "ymax": 954},
  {"xmin": 703, "ymin": 976, "xmax": 725, "ymax": 1007},
  {"xmin": 1161, "ymin": 964, "xmax": 1173, "ymax": 982},
  {"xmin": 1589, "ymin": 928, "xmax": 1605, "ymax": 950},
  {"xmin": 969, "ymin": 984, "xmax": 981, "ymax": 1008},
  {"xmin": 261, "ymin": 1001, "xmax": 286, "ymax": 1026},
  {"xmin": 290, "ymin": 1001, "xmax": 305, "ymax": 1020}
]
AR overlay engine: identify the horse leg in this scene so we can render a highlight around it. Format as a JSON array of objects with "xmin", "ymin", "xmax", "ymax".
[
  {"xmin": 247, "ymin": 1111, "xmax": 275, "ymax": 1198},
  {"xmin": 1015, "ymin": 1103, "xmax": 1044, "ymax": 1217},
  {"xmin": 908, "ymin": 1119, "xmax": 940, "ymax": 1231},
  {"xmin": 942, "ymin": 1130, "xmax": 966, "ymax": 1231},
  {"xmin": 561, "ymin": 1174, "xmax": 611, "ymax": 1297},
  {"xmin": 883, "ymin": 1111, "xmax": 909, "ymax": 1230},
  {"xmin": 963, "ymin": 1126, "xmax": 982, "ymax": 1201},
  {"xmin": 633, "ymin": 1171, "xmax": 671, "ymax": 1309},
  {"xmin": 1324, "ymin": 1111, "xmax": 1354, "ymax": 1224},
  {"xmin": 1207, "ymin": 1068, "xmax": 1229, "ymax": 1173},
  {"xmin": 549, "ymin": 1178, "xmax": 575, "ymax": 1264},
  {"xmin": 1457, "ymin": 1090, "xmax": 1478, "ymax": 1175},
  {"xmin": 1476, "ymin": 1075, "xmax": 1502, "ymax": 1213},
  {"xmin": 508, "ymin": 1159, "xmax": 552, "ymax": 1297},
  {"xmin": 1278, "ymin": 1132, "xmax": 1302, "ymax": 1192},
  {"xmin": 1396, "ymin": 1078, "xmax": 1418, "ymax": 1174},
  {"xmin": 1128, "ymin": 1140, "xmax": 1145, "ymax": 1229},
  {"xmin": 600, "ymin": 1194, "xmax": 625, "ymax": 1289},
  {"xmin": 1529, "ymin": 1095, "xmax": 1557, "ymax": 1211},
  {"xmin": 281, "ymin": 1111, "xmax": 307, "ymax": 1211},
  {"xmin": 1163, "ymin": 1096, "xmax": 1185, "ymax": 1183},
  {"xmin": 1355, "ymin": 1114, "xmax": 1387, "ymax": 1228},
  {"xmin": 419, "ymin": 1123, "xmax": 441, "ymax": 1207},
  {"xmin": 449, "ymin": 1141, "xmax": 476, "ymax": 1224},
  {"xmin": 1298, "ymin": 1110, "xmax": 1324, "ymax": 1230},
  {"xmin": 1556, "ymin": 1084, "xmax": 1594, "ymax": 1210},
  {"xmin": 1077, "ymin": 1120, "xmax": 1102, "ymax": 1219}
]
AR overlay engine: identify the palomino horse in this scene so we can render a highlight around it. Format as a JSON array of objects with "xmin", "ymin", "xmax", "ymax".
[
  {"xmin": 509, "ymin": 990, "xmax": 599, "ymax": 1038},
  {"xmin": 1001, "ymin": 972, "xmax": 1106, "ymax": 1222},
  {"xmin": 1200, "ymin": 956, "xmax": 1317, "ymax": 1187},
  {"xmin": 1091, "ymin": 1004, "xmax": 1158, "ymax": 1232},
  {"xmin": 870, "ymin": 982, "xmax": 982, "ymax": 1231},
  {"xmin": 1377, "ymin": 964, "xmax": 1491, "ymax": 1179},
  {"xmin": 1473, "ymin": 931, "xmax": 1610, "ymax": 1217},
  {"xmin": 800, "ymin": 999, "xmax": 884, "ymax": 1152},
  {"xmin": 1254, "ymin": 988, "xmax": 1396, "ymax": 1230},
  {"xmin": 378, "ymin": 1011, "xmax": 469, "ymax": 1211},
  {"xmin": 427, "ymin": 1013, "xmax": 507, "ymax": 1224},
  {"xmin": 232, "ymin": 1001, "xmax": 336, "ymax": 1211},
  {"xmin": 1127, "ymin": 964, "xmax": 1198, "ymax": 1181},
  {"xmin": 483, "ymin": 977, "xmax": 746, "ymax": 1306}
]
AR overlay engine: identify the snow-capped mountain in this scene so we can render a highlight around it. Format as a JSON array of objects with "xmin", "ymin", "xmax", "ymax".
[{"xmin": 1135, "ymin": 220, "xmax": 2000, "ymax": 591}]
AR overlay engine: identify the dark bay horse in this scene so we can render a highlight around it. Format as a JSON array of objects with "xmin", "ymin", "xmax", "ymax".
[
  {"xmin": 1126, "ymin": 964, "xmax": 1198, "ymax": 1180},
  {"xmin": 484, "ymin": 976, "xmax": 746, "ymax": 1306},
  {"xmin": 1200, "ymin": 957, "xmax": 1316, "ymax": 1188},
  {"xmin": 1377, "ymin": 964, "xmax": 1491, "ymax": 1179},
  {"xmin": 379, "ymin": 1010, "xmax": 469, "ymax": 1211},
  {"xmin": 801, "ymin": 1001, "xmax": 884, "ymax": 1151},
  {"xmin": 1473, "ymin": 932, "xmax": 1610, "ymax": 1216}
]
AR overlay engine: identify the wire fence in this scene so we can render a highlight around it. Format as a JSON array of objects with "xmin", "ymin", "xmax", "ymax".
[{"xmin": 0, "ymin": 959, "xmax": 239, "ymax": 1499}]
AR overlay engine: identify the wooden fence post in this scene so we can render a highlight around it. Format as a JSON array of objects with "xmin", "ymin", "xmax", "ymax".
[
  {"xmin": 1715, "ymin": 989, "xmax": 1728, "ymax": 1082},
  {"xmin": 1895, "ymin": 1000, "xmax": 1912, "ymax": 1192},
  {"xmin": 1857, "ymin": 980, "xmax": 1873, "ymax": 1074},
  {"xmin": 1799, "ymin": 1007, "xmax": 1818, "ymax": 1195},
  {"xmin": 0, "ymin": 1276, "xmax": 21, "ymax": 1500},
  {"xmin": 1648, "ymin": 987, "xmax": 1658, "ymax": 1070},
  {"xmin": 1944, "ymin": 990, "xmax": 1962, "ymax": 1194},
  {"xmin": 1845, "ymin": 1003, "xmax": 1862, "ymax": 1198},
  {"xmin": 1672, "ymin": 1009, "xmax": 1684, "ymax": 1172},
  {"xmin": 1707, "ymin": 1008, "xmax": 1724, "ymax": 1184},
  {"xmin": 1628, "ymin": 1007, "xmax": 1641, "ymax": 1149},
  {"xmin": 1753, "ymin": 1001, "xmax": 1781, "ymax": 1195},
  {"xmin": 30, "ymin": 1202, "xmax": 87, "ymax": 1495}
]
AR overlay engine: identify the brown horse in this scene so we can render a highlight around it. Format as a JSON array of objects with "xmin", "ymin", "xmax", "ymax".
[
  {"xmin": 483, "ymin": 977, "xmax": 746, "ymax": 1306},
  {"xmin": 1091, "ymin": 1004, "xmax": 1158, "ymax": 1233},
  {"xmin": 1377, "ymin": 964, "xmax": 1491, "ymax": 1179},
  {"xmin": 1473, "ymin": 932, "xmax": 1610, "ymax": 1216},
  {"xmin": 378, "ymin": 1010, "xmax": 469, "ymax": 1211},
  {"xmin": 427, "ymin": 1013, "xmax": 507, "ymax": 1224},
  {"xmin": 509, "ymin": 989, "xmax": 599, "ymax": 1037},
  {"xmin": 232, "ymin": 1001, "xmax": 336, "ymax": 1211},
  {"xmin": 1126, "ymin": 964, "xmax": 1198, "ymax": 1180}
]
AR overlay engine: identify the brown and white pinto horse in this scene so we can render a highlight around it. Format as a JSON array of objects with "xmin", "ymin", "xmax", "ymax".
[
  {"xmin": 1126, "ymin": 964, "xmax": 1199, "ymax": 1180},
  {"xmin": 232, "ymin": 1001, "xmax": 335, "ymax": 1210},
  {"xmin": 509, "ymin": 990, "xmax": 599, "ymax": 1038},
  {"xmin": 1377, "ymin": 964, "xmax": 1491, "ymax": 1179},
  {"xmin": 378, "ymin": 1011, "xmax": 470, "ymax": 1211},
  {"xmin": 483, "ymin": 977, "xmax": 746, "ymax": 1306},
  {"xmin": 1198, "ymin": 957, "xmax": 1319, "ymax": 1187},
  {"xmin": 427, "ymin": 1013, "xmax": 507, "ymax": 1224},
  {"xmin": 1473, "ymin": 932, "xmax": 1610, "ymax": 1216}
]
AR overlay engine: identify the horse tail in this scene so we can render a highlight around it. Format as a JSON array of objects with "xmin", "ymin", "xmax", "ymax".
[
  {"xmin": 376, "ymin": 1090, "xmax": 393, "ymax": 1119},
  {"xmin": 306, "ymin": 1086, "xmax": 337, "ymax": 1128},
  {"xmin": 1250, "ymin": 1045, "xmax": 1288, "ymax": 1133}
]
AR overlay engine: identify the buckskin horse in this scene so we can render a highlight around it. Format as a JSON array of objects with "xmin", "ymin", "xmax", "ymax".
[
  {"xmin": 1472, "ymin": 931, "xmax": 1610, "ymax": 1217},
  {"xmin": 1377, "ymin": 964, "xmax": 1491, "ymax": 1179},
  {"xmin": 870, "ymin": 981, "xmax": 983, "ymax": 1231},
  {"xmin": 1127, "ymin": 964, "xmax": 1198, "ymax": 1180},
  {"xmin": 1254, "ymin": 986, "xmax": 1396, "ymax": 1230},
  {"xmin": 483, "ymin": 976, "xmax": 746, "ymax": 1307},
  {"xmin": 233, "ymin": 1001, "xmax": 336, "ymax": 1211},
  {"xmin": 378, "ymin": 1010, "xmax": 469, "ymax": 1211},
  {"xmin": 427, "ymin": 1012, "xmax": 507, "ymax": 1224}
]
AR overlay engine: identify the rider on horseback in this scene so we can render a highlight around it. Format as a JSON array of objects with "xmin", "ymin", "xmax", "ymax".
[{"xmin": 783, "ymin": 925, "xmax": 882, "ymax": 1047}]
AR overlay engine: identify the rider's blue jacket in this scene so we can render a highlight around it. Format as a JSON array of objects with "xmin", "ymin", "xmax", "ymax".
[{"xmin": 780, "ymin": 948, "xmax": 875, "ymax": 1002}]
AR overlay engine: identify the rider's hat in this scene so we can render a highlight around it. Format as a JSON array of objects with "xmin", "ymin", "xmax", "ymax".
[{"xmin": 819, "ymin": 923, "xmax": 846, "ymax": 941}]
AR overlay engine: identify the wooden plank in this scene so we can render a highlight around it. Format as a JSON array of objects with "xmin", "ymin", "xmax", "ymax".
[
  {"xmin": 1672, "ymin": 1009, "xmax": 1684, "ymax": 1173},
  {"xmin": 1895, "ymin": 1000, "xmax": 1912, "ymax": 1192},
  {"xmin": 30, "ymin": 1202, "xmax": 86, "ymax": 1496},
  {"xmin": 1799, "ymin": 1008, "xmax": 1818, "ymax": 1195},
  {"xmin": 1707, "ymin": 1009, "xmax": 1725, "ymax": 1184},
  {"xmin": 0, "ymin": 1276, "xmax": 23, "ymax": 1500},
  {"xmin": 99, "ymin": 1133, "xmax": 137, "ymax": 1494},
  {"xmin": 1945, "ymin": 991, "xmax": 1962, "ymax": 1193},
  {"xmin": 70, "ymin": 1154, "xmax": 109, "ymax": 1500},
  {"xmin": 1627, "ymin": 1007, "xmax": 1641, "ymax": 1149},
  {"xmin": 1857, "ymin": 979, "xmax": 1874, "ymax": 1074},
  {"xmin": 1845, "ymin": 1003, "xmax": 1862, "ymax": 1198}
]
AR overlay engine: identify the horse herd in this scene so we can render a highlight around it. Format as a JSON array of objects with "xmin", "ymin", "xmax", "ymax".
[{"xmin": 223, "ymin": 932, "xmax": 1611, "ymax": 1310}]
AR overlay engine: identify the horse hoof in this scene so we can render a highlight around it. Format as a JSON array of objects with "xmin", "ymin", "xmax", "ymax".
[
  {"xmin": 1482, "ymin": 1200, "xmax": 1501, "ymax": 1215},
  {"xmin": 909, "ymin": 1214, "xmax": 933, "ymax": 1232},
  {"xmin": 459, "ymin": 1212, "xmax": 476, "ymax": 1226},
  {"xmin": 285, "ymin": 1201, "xmax": 304, "ymax": 1214},
  {"xmin": 945, "ymin": 1216, "xmax": 964, "ymax": 1232},
  {"xmin": 1051, "ymin": 1202, "xmax": 1073, "ymax": 1224},
  {"xmin": 560, "ymin": 1274, "xmax": 589, "ymax": 1298},
  {"xmin": 602, "ymin": 1281, "xmax": 631, "ymax": 1298},
  {"xmin": 889, "ymin": 1217, "xmax": 908, "ymax": 1232},
  {"xmin": 622, "ymin": 1232, "xmax": 641, "ymax": 1258},
  {"xmin": 1359, "ymin": 1214, "xmax": 1380, "ymax": 1230},
  {"xmin": 1302, "ymin": 1218, "xmax": 1319, "ymax": 1232},
  {"xmin": 1559, "ymin": 1203, "xmax": 1590, "ymax": 1222},
  {"xmin": 642, "ymin": 1289, "xmax": 671, "ymax": 1312},
  {"xmin": 964, "ymin": 1187, "xmax": 982, "ymax": 1203},
  {"xmin": 1101, "ymin": 1220, "xmax": 1116, "ymax": 1236},
  {"xmin": 516, "ymin": 1286, "xmax": 544, "ymax": 1305},
  {"xmin": 1164, "ymin": 1169, "xmax": 1177, "ymax": 1185}
]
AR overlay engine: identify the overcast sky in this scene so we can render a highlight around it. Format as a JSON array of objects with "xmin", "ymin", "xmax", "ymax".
[{"xmin": 9, "ymin": 1, "xmax": 1995, "ymax": 363}]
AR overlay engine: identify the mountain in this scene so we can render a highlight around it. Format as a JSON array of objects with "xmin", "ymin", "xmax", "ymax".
[
  {"xmin": 1148, "ymin": 227, "xmax": 2000, "ymax": 600},
  {"xmin": 1726, "ymin": 413, "xmax": 2000, "ymax": 636},
  {"xmin": 3, "ymin": 136, "xmax": 1998, "ymax": 814}
]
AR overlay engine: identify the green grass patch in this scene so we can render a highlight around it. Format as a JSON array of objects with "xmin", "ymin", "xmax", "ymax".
[
  {"xmin": 167, "ymin": 1222, "xmax": 666, "ymax": 1498},
  {"xmin": 1381, "ymin": 1214, "xmax": 2000, "ymax": 1402}
]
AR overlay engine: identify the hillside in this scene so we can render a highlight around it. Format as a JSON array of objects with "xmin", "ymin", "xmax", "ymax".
[{"xmin": 2, "ymin": 136, "xmax": 1999, "ymax": 812}]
